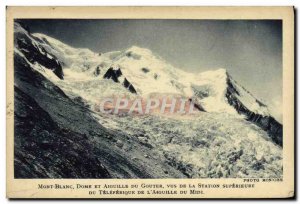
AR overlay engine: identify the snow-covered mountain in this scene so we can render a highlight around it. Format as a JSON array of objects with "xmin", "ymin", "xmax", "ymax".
[
  {"xmin": 13, "ymin": 22, "xmax": 283, "ymax": 178},
  {"xmin": 16, "ymin": 22, "xmax": 281, "ymax": 145},
  {"xmin": 30, "ymin": 32, "xmax": 268, "ymax": 116}
]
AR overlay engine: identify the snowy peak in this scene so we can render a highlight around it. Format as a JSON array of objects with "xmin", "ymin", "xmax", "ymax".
[
  {"xmin": 191, "ymin": 68, "xmax": 269, "ymax": 116},
  {"xmin": 199, "ymin": 68, "xmax": 228, "ymax": 79},
  {"xmin": 125, "ymin": 46, "xmax": 153, "ymax": 57}
]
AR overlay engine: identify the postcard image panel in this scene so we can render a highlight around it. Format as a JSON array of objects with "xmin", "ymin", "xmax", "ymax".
[{"xmin": 6, "ymin": 6, "xmax": 294, "ymax": 199}]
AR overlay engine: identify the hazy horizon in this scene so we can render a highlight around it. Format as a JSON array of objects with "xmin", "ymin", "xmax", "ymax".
[{"xmin": 19, "ymin": 19, "xmax": 282, "ymax": 122}]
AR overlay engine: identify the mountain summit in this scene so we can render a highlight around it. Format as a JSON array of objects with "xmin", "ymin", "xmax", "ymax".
[{"xmin": 125, "ymin": 45, "xmax": 154, "ymax": 56}]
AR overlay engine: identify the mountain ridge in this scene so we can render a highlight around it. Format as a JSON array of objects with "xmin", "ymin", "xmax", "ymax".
[{"xmin": 30, "ymin": 31, "xmax": 271, "ymax": 114}]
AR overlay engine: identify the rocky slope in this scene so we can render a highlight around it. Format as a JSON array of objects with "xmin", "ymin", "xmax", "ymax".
[
  {"xmin": 225, "ymin": 75, "xmax": 282, "ymax": 145},
  {"xmin": 14, "ymin": 86, "xmax": 111, "ymax": 178}
]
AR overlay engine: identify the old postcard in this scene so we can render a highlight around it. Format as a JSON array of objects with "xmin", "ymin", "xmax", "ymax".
[{"xmin": 6, "ymin": 6, "xmax": 294, "ymax": 199}]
